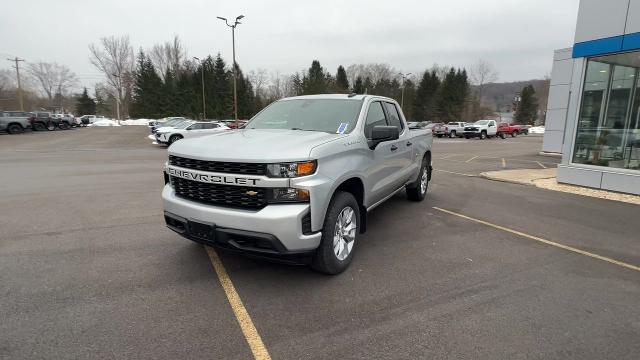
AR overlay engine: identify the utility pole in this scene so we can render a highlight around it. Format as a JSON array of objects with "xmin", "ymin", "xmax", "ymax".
[
  {"xmin": 7, "ymin": 57, "xmax": 25, "ymax": 111},
  {"xmin": 399, "ymin": 72, "xmax": 412, "ymax": 109},
  {"xmin": 218, "ymin": 15, "xmax": 244, "ymax": 129},
  {"xmin": 193, "ymin": 57, "xmax": 206, "ymax": 119}
]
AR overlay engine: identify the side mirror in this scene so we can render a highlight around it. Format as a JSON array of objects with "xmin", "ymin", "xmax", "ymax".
[{"xmin": 369, "ymin": 125, "xmax": 399, "ymax": 149}]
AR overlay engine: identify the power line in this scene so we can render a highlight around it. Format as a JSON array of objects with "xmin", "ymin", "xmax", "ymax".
[{"xmin": 6, "ymin": 57, "xmax": 25, "ymax": 111}]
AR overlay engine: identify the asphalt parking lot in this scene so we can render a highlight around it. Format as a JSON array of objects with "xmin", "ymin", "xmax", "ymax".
[{"xmin": 1, "ymin": 127, "xmax": 639, "ymax": 360}]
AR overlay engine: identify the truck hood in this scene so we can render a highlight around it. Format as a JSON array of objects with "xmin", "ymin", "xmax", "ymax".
[{"xmin": 168, "ymin": 129, "xmax": 346, "ymax": 162}]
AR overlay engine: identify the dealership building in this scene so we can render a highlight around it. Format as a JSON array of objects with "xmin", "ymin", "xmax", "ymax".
[{"xmin": 542, "ymin": 0, "xmax": 640, "ymax": 195}]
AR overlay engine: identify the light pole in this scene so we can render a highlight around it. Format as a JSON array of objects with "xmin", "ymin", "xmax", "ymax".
[
  {"xmin": 217, "ymin": 14, "xmax": 244, "ymax": 129},
  {"xmin": 112, "ymin": 73, "xmax": 121, "ymax": 124},
  {"xmin": 193, "ymin": 57, "xmax": 206, "ymax": 119},
  {"xmin": 399, "ymin": 72, "xmax": 412, "ymax": 109}
]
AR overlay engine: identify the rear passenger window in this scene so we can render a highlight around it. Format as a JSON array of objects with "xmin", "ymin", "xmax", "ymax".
[
  {"xmin": 364, "ymin": 102, "xmax": 387, "ymax": 139},
  {"xmin": 383, "ymin": 102, "xmax": 403, "ymax": 132}
]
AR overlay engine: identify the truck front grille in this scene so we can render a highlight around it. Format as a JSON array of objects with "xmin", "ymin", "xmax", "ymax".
[
  {"xmin": 170, "ymin": 176, "xmax": 267, "ymax": 209},
  {"xmin": 169, "ymin": 155, "xmax": 266, "ymax": 175}
]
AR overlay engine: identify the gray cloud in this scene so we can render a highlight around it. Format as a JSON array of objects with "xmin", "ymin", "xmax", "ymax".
[{"xmin": 1, "ymin": 0, "xmax": 579, "ymax": 90}]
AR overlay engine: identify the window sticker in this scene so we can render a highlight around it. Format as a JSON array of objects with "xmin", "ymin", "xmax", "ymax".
[{"xmin": 337, "ymin": 123, "xmax": 349, "ymax": 134}]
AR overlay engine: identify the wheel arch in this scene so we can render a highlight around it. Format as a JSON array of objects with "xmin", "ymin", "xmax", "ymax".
[{"xmin": 326, "ymin": 176, "xmax": 367, "ymax": 234}]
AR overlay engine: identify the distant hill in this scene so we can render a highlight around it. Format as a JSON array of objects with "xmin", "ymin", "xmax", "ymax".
[{"xmin": 477, "ymin": 79, "xmax": 550, "ymax": 115}]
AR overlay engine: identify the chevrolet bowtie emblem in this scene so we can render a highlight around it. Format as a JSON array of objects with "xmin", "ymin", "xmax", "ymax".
[{"xmin": 245, "ymin": 190, "xmax": 258, "ymax": 196}]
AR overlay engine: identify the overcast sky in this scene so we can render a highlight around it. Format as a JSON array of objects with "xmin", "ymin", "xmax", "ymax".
[{"xmin": 1, "ymin": 0, "xmax": 579, "ymax": 90}]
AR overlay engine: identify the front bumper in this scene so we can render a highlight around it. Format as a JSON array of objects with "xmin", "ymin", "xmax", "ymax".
[{"xmin": 162, "ymin": 184, "xmax": 322, "ymax": 253}]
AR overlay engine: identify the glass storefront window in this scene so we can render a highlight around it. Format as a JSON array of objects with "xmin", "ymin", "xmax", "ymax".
[{"xmin": 573, "ymin": 51, "xmax": 640, "ymax": 170}]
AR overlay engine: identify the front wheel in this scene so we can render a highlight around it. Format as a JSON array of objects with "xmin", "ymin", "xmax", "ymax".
[
  {"xmin": 480, "ymin": 131, "xmax": 487, "ymax": 140},
  {"xmin": 311, "ymin": 191, "xmax": 359, "ymax": 275},
  {"xmin": 449, "ymin": 130, "xmax": 456, "ymax": 138},
  {"xmin": 511, "ymin": 131, "xmax": 518, "ymax": 137},
  {"xmin": 7, "ymin": 124, "xmax": 23, "ymax": 134},
  {"xmin": 59, "ymin": 122, "xmax": 70, "ymax": 130},
  {"xmin": 168, "ymin": 134, "xmax": 182, "ymax": 145},
  {"xmin": 46, "ymin": 122, "xmax": 56, "ymax": 131}
]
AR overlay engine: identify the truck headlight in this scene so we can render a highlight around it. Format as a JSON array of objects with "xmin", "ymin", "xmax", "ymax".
[
  {"xmin": 266, "ymin": 160, "xmax": 317, "ymax": 178},
  {"xmin": 268, "ymin": 188, "xmax": 310, "ymax": 203}
]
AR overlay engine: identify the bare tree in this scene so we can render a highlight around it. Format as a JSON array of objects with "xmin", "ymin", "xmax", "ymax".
[
  {"xmin": 149, "ymin": 35, "xmax": 186, "ymax": 79},
  {"xmin": 469, "ymin": 59, "xmax": 499, "ymax": 104},
  {"xmin": 346, "ymin": 63, "xmax": 397, "ymax": 86},
  {"xmin": 89, "ymin": 35, "xmax": 134, "ymax": 118},
  {"xmin": 26, "ymin": 62, "xmax": 78, "ymax": 101},
  {"xmin": 248, "ymin": 68, "xmax": 268, "ymax": 99}
]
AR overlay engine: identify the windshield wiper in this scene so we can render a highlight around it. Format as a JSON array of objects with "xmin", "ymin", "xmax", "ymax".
[{"xmin": 290, "ymin": 127, "xmax": 317, "ymax": 132}]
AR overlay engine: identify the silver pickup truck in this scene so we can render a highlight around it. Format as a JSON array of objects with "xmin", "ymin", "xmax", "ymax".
[{"xmin": 162, "ymin": 94, "xmax": 433, "ymax": 274}]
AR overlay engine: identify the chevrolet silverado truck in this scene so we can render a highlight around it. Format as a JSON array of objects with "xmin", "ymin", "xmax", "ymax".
[
  {"xmin": 162, "ymin": 94, "xmax": 433, "ymax": 274},
  {"xmin": 0, "ymin": 111, "xmax": 33, "ymax": 134},
  {"xmin": 462, "ymin": 119, "xmax": 497, "ymax": 139}
]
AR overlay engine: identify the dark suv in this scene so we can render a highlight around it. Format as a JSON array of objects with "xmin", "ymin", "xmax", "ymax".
[{"xmin": 30, "ymin": 112, "xmax": 69, "ymax": 131}]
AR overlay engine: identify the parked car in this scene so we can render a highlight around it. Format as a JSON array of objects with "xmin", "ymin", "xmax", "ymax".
[
  {"xmin": 162, "ymin": 94, "xmax": 433, "ymax": 274},
  {"xmin": 445, "ymin": 122, "xmax": 466, "ymax": 138},
  {"xmin": 150, "ymin": 118, "xmax": 191, "ymax": 134},
  {"xmin": 514, "ymin": 124, "xmax": 530, "ymax": 135},
  {"xmin": 429, "ymin": 123, "xmax": 447, "ymax": 137},
  {"xmin": 462, "ymin": 119, "xmax": 498, "ymax": 139},
  {"xmin": 29, "ymin": 112, "xmax": 69, "ymax": 131},
  {"xmin": 155, "ymin": 121, "xmax": 230, "ymax": 145},
  {"xmin": 0, "ymin": 111, "xmax": 33, "ymax": 134},
  {"xmin": 149, "ymin": 117, "xmax": 186, "ymax": 129},
  {"xmin": 79, "ymin": 115, "xmax": 106, "ymax": 126}
]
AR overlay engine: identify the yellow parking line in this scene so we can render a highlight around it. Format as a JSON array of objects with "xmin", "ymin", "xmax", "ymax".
[
  {"xmin": 466, "ymin": 156, "xmax": 478, "ymax": 163},
  {"xmin": 206, "ymin": 246, "xmax": 272, "ymax": 360},
  {"xmin": 432, "ymin": 207, "xmax": 640, "ymax": 272}
]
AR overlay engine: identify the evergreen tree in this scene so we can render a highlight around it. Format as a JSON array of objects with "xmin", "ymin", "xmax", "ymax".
[
  {"xmin": 401, "ymin": 79, "xmax": 416, "ymax": 120},
  {"xmin": 352, "ymin": 76, "xmax": 364, "ymax": 94},
  {"xmin": 413, "ymin": 70, "xmax": 440, "ymax": 121},
  {"xmin": 363, "ymin": 77, "xmax": 374, "ymax": 94},
  {"xmin": 130, "ymin": 51, "xmax": 163, "ymax": 118},
  {"xmin": 303, "ymin": 60, "xmax": 328, "ymax": 94},
  {"xmin": 212, "ymin": 54, "xmax": 232, "ymax": 118},
  {"xmin": 291, "ymin": 73, "xmax": 304, "ymax": 96},
  {"xmin": 75, "ymin": 87, "xmax": 96, "ymax": 115},
  {"xmin": 435, "ymin": 68, "xmax": 469, "ymax": 122},
  {"xmin": 234, "ymin": 63, "xmax": 256, "ymax": 119},
  {"xmin": 515, "ymin": 84, "xmax": 539, "ymax": 125},
  {"xmin": 94, "ymin": 89, "xmax": 110, "ymax": 116},
  {"xmin": 335, "ymin": 65, "xmax": 349, "ymax": 92}
]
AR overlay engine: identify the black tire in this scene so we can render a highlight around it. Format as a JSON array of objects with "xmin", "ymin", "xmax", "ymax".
[
  {"xmin": 449, "ymin": 130, "xmax": 456, "ymax": 138},
  {"xmin": 7, "ymin": 124, "xmax": 23, "ymax": 134},
  {"xmin": 311, "ymin": 191, "xmax": 360, "ymax": 275},
  {"xmin": 33, "ymin": 122, "xmax": 46, "ymax": 131},
  {"xmin": 168, "ymin": 135, "xmax": 183, "ymax": 145},
  {"xmin": 59, "ymin": 122, "xmax": 70, "ymax": 130},
  {"xmin": 46, "ymin": 121, "xmax": 56, "ymax": 131},
  {"xmin": 511, "ymin": 131, "xmax": 518, "ymax": 137},
  {"xmin": 465, "ymin": 135, "xmax": 470, "ymax": 139},
  {"xmin": 480, "ymin": 131, "xmax": 487, "ymax": 140},
  {"xmin": 406, "ymin": 155, "xmax": 429, "ymax": 202},
  {"xmin": 499, "ymin": 132, "xmax": 506, "ymax": 139}
]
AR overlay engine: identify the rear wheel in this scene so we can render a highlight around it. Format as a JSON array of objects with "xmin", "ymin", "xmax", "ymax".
[
  {"xmin": 449, "ymin": 130, "xmax": 456, "ymax": 138},
  {"xmin": 33, "ymin": 122, "xmax": 46, "ymax": 131},
  {"xmin": 406, "ymin": 156, "xmax": 429, "ymax": 201},
  {"xmin": 7, "ymin": 124, "xmax": 23, "ymax": 134},
  {"xmin": 499, "ymin": 132, "xmax": 506, "ymax": 139},
  {"xmin": 59, "ymin": 122, "xmax": 70, "ymax": 130},
  {"xmin": 46, "ymin": 122, "xmax": 56, "ymax": 131},
  {"xmin": 312, "ymin": 191, "xmax": 359, "ymax": 275}
]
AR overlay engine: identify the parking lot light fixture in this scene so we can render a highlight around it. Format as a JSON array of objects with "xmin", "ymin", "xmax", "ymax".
[
  {"xmin": 218, "ymin": 14, "xmax": 244, "ymax": 129},
  {"xmin": 400, "ymin": 73, "xmax": 412, "ymax": 109},
  {"xmin": 193, "ymin": 57, "xmax": 206, "ymax": 119}
]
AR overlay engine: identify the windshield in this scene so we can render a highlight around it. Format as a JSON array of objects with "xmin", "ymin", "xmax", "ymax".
[
  {"xmin": 475, "ymin": 120, "xmax": 491, "ymax": 125},
  {"xmin": 246, "ymin": 99, "xmax": 363, "ymax": 133}
]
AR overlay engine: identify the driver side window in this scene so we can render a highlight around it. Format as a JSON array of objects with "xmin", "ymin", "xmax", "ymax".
[{"xmin": 364, "ymin": 102, "xmax": 387, "ymax": 139}]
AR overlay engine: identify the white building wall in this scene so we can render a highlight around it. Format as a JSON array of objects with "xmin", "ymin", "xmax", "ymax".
[
  {"xmin": 542, "ymin": 48, "xmax": 574, "ymax": 153},
  {"xmin": 625, "ymin": 0, "xmax": 640, "ymax": 34},
  {"xmin": 574, "ymin": 0, "xmax": 629, "ymax": 43}
]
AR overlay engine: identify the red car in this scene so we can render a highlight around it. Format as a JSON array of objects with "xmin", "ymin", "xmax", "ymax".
[{"xmin": 496, "ymin": 123, "xmax": 524, "ymax": 138}]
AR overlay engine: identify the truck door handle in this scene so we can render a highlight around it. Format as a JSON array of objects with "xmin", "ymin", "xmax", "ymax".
[
  {"xmin": 390, "ymin": 145, "xmax": 398, "ymax": 151},
  {"xmin": 406, "ymin": 141, "xmax": 412, "ymax": 146}
]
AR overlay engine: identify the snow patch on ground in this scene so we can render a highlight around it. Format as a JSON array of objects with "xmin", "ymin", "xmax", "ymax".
[{"xmin": 88, "ymin": 118, "xmax": 155, "ymax": 127}]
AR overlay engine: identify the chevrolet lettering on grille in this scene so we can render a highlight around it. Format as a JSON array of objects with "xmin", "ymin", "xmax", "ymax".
[{"xmin": 168, "ymin": 166, "xmax": 260, "ymax": 186}]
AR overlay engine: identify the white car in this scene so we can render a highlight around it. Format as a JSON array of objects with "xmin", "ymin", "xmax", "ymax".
[
  {"xmin": 462, "ymin": 119, "xmax": 498, "ymax": 139},
  {"xmin": 155, "ymin": 121, "xmax": 230, "ymax": 145}
]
